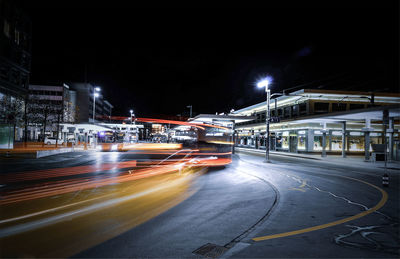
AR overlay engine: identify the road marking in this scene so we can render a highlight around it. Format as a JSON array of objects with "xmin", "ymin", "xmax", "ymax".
[
  {"xmin": 253, "ymin": 175, "xmax": 388, "ymax": 241},
  {"xmin": 289, "ymin": 180, "xmax": 307, "ymax": 192},
  {"xmin": 289, "ymin": 188, "xmax": 306, "ymax": 192}
]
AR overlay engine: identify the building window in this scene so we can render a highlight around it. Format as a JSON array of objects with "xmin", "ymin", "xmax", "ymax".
[
  {"xmin": 370, "ymin": 132, "xmax": 383, "ymax": 151},
  {"xmin": 348, "ymin": 132, "xmax": 364, "ymax": 151},
  {"xmin": 284, "ymin": 107, "xmax": 291, "ymax": 118},
  {"xmin": 332, "ymin": 103, "xmax": 347, "ymax": 112},
  {"xmin": 313, "ymin": 135, "xmax": 329, "ymax": 151},
  {"xmin": 292, "ymin": 105, "xmax": 299, "ymax": 117},
  {"xmin": 350, "ymin": 103, "xmax": 365, "ymax": 110},
  {"xmin": 299, "ymin": 103, "xmax": 307, "ymax": 115},
  {"xmin": 314, "ymin": 102, "xmax": 329, "ymax": 114},
  {"xmin": 3, "ymin": 20, "xmax": 10, "ymax": 38},
  {"xmin": 297, "ymin": 131, "xmax": 306, "ymax": 150},
  {"xmin": 276, "ymin": 131, "xmax": 289, "ymax": 149},
  {"xmin": 331, "ymin": 131, "xmax": 343, "ymax": 151}
]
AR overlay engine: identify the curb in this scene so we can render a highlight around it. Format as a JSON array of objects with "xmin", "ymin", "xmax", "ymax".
[{"xmin": 236, "ymin": 147, "xmax": 321, "ymax": 160}]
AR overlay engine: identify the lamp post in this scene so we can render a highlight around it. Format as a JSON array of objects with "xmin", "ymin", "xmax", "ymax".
[
  {"xmin": 92, "ymin": 87, "xmax": 101, "ymax": 122},
  {"xmin": 257, "ymin": 78, "xmax": 271, "ymax": 163},
  {"xmin": 130, "ymin": 109, "xmax": 138, "ymax": 143},
  {"xmin": 187, "ymin": 105, "xmax": 192, "ymax": 118}
]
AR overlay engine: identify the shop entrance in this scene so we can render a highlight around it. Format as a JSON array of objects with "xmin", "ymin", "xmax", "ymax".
[
  {"xmin": 270, "ymin": 136, "xmax": 276, "ymax": 151},
  {"xmin": 289, "ymin": 136, "xmax": 297, "ymax": 152}
]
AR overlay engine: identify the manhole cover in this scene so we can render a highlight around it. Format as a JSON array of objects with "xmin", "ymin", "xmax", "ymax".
[{"xmin": 193, "ymin": 243, "xmax": 228, "ymax": 258}]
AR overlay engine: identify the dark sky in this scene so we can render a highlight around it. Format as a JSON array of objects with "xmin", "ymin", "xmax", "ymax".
[{"xmin": 19, "ymin": 4, "xmax": 399, "ymax": 117}]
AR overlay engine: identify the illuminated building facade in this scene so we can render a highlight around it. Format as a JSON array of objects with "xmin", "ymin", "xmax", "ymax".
[{"xmin": 230, "ymin": 89, "xmax": 400, "ymax": 161}]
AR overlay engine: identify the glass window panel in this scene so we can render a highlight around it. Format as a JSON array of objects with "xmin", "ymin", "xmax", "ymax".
[
  {"xmin": 348, "ymin": 136, "xmax": 364, "ymax": 151},
  {"xmin": 313, "ymin": 136, "xmax": 330, "ymax": 151},
  {"xmin": 331, "ymin": 136, "xmax": 342, "ymax": 151},
  {"xmin": 298, "ymin": 135, "xmax": 306, "ymax": 150}
]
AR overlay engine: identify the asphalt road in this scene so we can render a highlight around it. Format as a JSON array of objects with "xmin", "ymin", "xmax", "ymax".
[{"xmin": 1, "ymin": 151, "xmax": 399, "ymax": 258}]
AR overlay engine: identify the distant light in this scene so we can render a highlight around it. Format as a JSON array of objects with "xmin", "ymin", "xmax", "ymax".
[
  {"xmin": 130, "ymin": 109, "xmax": 133, "ymax": 114},
  {"xmin": 94, "ymin": 92, "xmax": 100, "ymax": 97},
  {"xmin": 95, "ymin": 87, "xmax": 101, "ymax": 92}
]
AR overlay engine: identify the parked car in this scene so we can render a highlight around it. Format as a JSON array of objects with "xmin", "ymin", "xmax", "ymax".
[{"xmin": 44, "ymin": 137, "xmax": 64, "ymax": 145}]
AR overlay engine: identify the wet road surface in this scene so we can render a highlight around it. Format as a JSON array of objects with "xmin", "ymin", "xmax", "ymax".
[{"xmin": 0, "ymin": 150, "xmax": 399, "ymax": 258}]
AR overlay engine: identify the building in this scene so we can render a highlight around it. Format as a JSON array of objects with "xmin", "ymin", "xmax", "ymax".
[
  {"xmin": 0, "ymin": 0, "xmax": 31, "ymax": 99},
  {"xmin": 0, "ymin": 0, "xmax": 31, "ymax": 144},
  {"xmin": 26, "ymin": 84, "xmax": 75, "ymax": 140},
  {"xmin": 68, "ymin": 82, "xmax": 113, "ymax": 123},
  {"xmin": 103, "ymin": 100, "xmax": 113, "ymax": 121},
  {"xmin": 229, "ymin": 89, "xmax": 400, "ymax": 160}
]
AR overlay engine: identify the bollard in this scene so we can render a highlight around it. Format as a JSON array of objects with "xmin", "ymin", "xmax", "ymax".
[{"xmin": 382, "ymin": 173, "xmax": 389, "ymax": 187}]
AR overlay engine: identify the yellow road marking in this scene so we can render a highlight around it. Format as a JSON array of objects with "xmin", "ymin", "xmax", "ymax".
[
  {"xmin": 289, "ymin": 180, "xmax": 307, "ymax": 192},
  {"xmin": 253, "ymin": 175, "xmax": 388, "ymax": 241}
]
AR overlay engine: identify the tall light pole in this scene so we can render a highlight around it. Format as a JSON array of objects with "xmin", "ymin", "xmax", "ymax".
[
  {"xmin": 257, "ymin": 78, "xmax": 271, "ymax": 163},
  {"xmin": 130, "ymin": 109, "xmax": 138, "ymax": 143},
  {"xmin": 187, "ymin": 105, "xmax": 192, "ymax": 118},
  {"xmin": 93, "ymin": 87, "xmax": 101, "ymax": 122}
]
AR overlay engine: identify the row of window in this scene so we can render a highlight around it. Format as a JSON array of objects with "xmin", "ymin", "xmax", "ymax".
[
  {"xmin": 0, "ymin": 62, "xmax": 28, "ymax": 88},
  {"xmin": 239, "ymin": 101, "xmax": 376, "ymax": 126},
  {"xmin": 29, "ymin": 90, "xmax": 63, "ymax": 96},
  {"xmin": 29, "ymin": 100, "xmax": 63, "ymax": 106}
]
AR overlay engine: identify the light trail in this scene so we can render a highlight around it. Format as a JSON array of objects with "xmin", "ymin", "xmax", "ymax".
[{"xmin": 1, "ymin": 160, "xmax": 137, "ymax": 183}]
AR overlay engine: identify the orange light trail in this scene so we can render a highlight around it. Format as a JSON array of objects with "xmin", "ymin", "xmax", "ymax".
[
  {"xmin": 0, "ymin": 156, "xmax": 231, "ymax": 205},
  {"xmin": 1, "ymin": 163, "xmax": 178, "ymax": 205},
  {"xmin": 1, "ymin": 160, "xmax": 138, "ymax": 184}
]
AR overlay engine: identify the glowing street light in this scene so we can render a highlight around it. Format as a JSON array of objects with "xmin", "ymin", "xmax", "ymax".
[
  {"xmin": 130, "ymin": 109, "xmax": 134, "ymax": 124},
  {"xmin": 93, "ymin": 87, "xmax": 101, "ymax": 122},
  {"xmin": 130, "ymin": 109, "xmax": 138, "ymax": 143},
  {"xmin": 257, "ymin": 77, "xmax": 272, "ymax": 163}
]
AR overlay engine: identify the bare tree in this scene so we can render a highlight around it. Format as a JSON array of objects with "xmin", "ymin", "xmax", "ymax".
[
  {"xmin": 26, "ymin": 96, "xmax": 60, "ymax": 146},
  {"xmin": 0, "ymin": 95, "xmax": 25, "ymax": 143}
]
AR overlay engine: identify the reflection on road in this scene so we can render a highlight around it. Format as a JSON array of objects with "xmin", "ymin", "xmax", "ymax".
[{"xmin": 0, "ymin": 144, "xmax": 231, "ymax": 258}]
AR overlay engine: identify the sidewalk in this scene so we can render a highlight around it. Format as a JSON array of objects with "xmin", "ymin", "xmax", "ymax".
[
  {"xmin": 0, "ymin": 143, "xmax": 96, "ymax": 159},
  {"xmin": 235, "ymin": 147, "xmax": 400, "ymax": 171}
]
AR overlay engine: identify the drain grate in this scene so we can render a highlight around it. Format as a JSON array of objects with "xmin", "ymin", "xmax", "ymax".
[{"xmin": 193, "ymin": 243, "xmax": 228, "ymax": 258}]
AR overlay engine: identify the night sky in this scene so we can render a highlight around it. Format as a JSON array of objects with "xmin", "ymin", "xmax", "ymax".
[{"xmin": 19, "ymin": 4, "xmax": 398, "ymax": 117}]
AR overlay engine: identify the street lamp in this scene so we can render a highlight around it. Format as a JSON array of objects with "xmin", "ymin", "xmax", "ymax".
[
  {"xmin": 130, "ymin": 109, "xmax": 138, "ymax": 143},
  {"xmin": 130, "ymin": 109, "xmax": 133, "ymax": 124},
  {"xmin": 93, "ymin": 87, "xmax": 101, "ymax": 122},
  {"xmin": 257, "ymin": 78, "xmax": 271, "ymax": 163},
  {"xmin": 186, "ymin": 105, "xmax": 192, "ymax": 118}
]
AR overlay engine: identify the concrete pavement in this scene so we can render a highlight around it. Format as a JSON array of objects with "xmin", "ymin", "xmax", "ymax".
[{"xmin": 235, "ymin": 147, "xmax": 400, "ymax": 171}]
